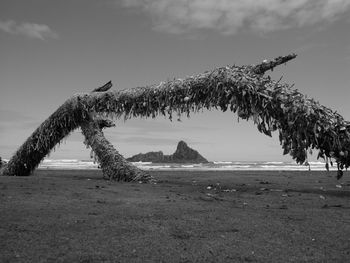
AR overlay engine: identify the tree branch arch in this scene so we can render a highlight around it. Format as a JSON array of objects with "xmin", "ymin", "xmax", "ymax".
[{"xmin": 1, "ymin": 54, "xmax": 349, "ymax": 180}]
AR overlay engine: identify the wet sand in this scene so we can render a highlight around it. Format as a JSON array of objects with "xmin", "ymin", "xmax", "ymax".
[{"xmin": 1, "ymin": 170, "xmax": 350, "ymax": 262}]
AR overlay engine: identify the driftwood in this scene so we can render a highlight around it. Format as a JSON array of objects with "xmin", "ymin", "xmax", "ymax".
[
  {"xmin": 2, "ymin": 54, "xmax": 349, "ymax": 180},
  {"xmin": 88, "ymin": 83, "xmax": 151, "ymax": 181},
  {"xmin": 81, "ymin": 116, "xmax": 151, "ymax": 181},
  {"xmin": 92, "ymin": 81, "xmax": 113, "ymax": 92},
  {"xmin": 253, "ymin": 54, "xmax": 297, "ymax": 74}
]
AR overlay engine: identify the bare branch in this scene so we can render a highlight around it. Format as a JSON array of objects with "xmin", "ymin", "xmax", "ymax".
[
  {"xmin": 92, "ymin": 81, "xmax": 113, "ymax": 92},
  {"xmin": 253, "ymin": 54, "xmax": 297, "ymax": 75}
]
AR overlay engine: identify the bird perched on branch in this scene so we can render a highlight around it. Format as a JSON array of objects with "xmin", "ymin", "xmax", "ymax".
[{"xmin": 92, "ymin": 81, "xmax": 113, "ymax": 92}]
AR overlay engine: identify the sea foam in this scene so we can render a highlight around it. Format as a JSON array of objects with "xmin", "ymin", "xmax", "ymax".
[{"xmin": 35, "ymin": 159, "xmax": 337, "ymax": 171}]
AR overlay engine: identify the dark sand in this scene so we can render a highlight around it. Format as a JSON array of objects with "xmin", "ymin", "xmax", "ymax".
[{"xmin": 1, "ymin": 170, "xmax": 350, "ymax": 262}]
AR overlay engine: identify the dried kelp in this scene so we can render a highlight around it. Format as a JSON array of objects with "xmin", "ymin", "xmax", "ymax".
[
  {"xmin": 2, "ymin": 96, "xmax": 87, "ymax": 177},
  {"xmin": 2, "ymin": 54, "xmax": 349, "ymax": 179},
  {"xmin": 81, "ymin": 116, "xmax": 151, "ymax": 182}
]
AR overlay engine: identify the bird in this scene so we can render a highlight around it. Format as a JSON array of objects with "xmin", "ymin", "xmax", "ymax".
[{"xmin": 92, "ymin": 81, "xmax": 113, "ymax": 92}]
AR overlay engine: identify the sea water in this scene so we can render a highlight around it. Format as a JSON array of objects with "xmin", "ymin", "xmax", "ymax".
[{"xmin": 33, "ymin": 159, "xmax": 337, "ymax": 171}]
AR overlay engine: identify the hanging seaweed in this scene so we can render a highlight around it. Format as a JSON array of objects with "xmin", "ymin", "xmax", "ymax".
[
  {"xmin": 2, "ymin": 54, "xmax": 349, "ymax": 180},
  {"xmin": 81, "ymin": 116, "xmax": 151, "ymax": 182}
]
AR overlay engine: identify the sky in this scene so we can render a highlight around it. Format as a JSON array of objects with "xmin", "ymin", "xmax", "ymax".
[{"xmin": 1, "ymin": 0, "xmax": 350, "ymax": 162}]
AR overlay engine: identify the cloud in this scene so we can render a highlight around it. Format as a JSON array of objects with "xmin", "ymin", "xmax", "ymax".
[
  {"xmin": 0, "ymin": 20, "xmax": 58, "ymax": 40},
  {"xmin": 120, "ymin": 0, "xmax": 350, "ymax": 35}
]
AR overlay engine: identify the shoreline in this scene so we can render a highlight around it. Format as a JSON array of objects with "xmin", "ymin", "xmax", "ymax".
[
  {"xmin": 1, "ymin": 170, "xmax": 349, "ymax": 262},
  {"xmin": 32, "ymin": 159, "xmax": 340, "ymax": 172}
]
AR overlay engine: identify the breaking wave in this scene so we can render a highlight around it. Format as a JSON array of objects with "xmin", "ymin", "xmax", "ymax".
[{"xmin": 36, "ymin": 159, "xmax": 337, "ymax": 171}]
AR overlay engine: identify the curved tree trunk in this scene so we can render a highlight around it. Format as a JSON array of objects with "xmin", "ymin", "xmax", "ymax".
[
  {"xmin": 81, "ymin": 117, "xmax": 151, "ymax": 181},
  {"xmin": 1, "ymin": 96, "xmax": 87, "ymax": 177},
  {"xmin": 2, "ymin": 54, "xmax": 349, "ymax": 179}
]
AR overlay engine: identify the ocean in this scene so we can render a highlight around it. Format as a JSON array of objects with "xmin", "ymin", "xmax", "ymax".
[{"xmin": 29, "ymin": 159, "xmax": 337, "ymax": 171}]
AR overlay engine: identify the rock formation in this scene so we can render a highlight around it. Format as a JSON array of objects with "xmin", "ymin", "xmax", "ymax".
[
  {"xmin": 126, "ymin": 151, "xmax": 166, "ymax": 163},
  {"xmin": 172, "ymin": 141, "xmax": 208, "ymax": 163},
  {"xmin": 127, "ymin": 141, "xmax": 208, "ymax": 163}
]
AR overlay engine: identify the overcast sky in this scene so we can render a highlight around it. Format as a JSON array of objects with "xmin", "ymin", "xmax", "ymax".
[{"xmin": 1, "ymin": 0, "xmax": 350, "ymax": 162}]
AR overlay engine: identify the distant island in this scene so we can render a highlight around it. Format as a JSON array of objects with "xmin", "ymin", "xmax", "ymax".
[{"xmin": 127, "ymin": 141, "xmax": 209, "ymax": 163}]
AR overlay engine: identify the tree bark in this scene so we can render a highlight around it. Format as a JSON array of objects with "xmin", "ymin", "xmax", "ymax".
[
  {"xmin": 82, "ymin": 116, "xmax": 151, "ymax": 181},
  {"xmin": 2, "ymin": 54, "xmax": 349, "ymax": 178}
]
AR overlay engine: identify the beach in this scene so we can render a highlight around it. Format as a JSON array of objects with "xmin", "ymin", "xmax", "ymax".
[{"xmin": 1, "ymin": 169, "xmax": 349, "ymax": 262}]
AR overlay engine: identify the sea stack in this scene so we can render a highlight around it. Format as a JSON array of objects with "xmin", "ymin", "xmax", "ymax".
[
  {"xmin": 171, "ymin": 141, "xmax": 208, "ymax": 163},
  {"xmin": 127, "ymin": 141, "xmax": 208, "ymax": 163}
]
